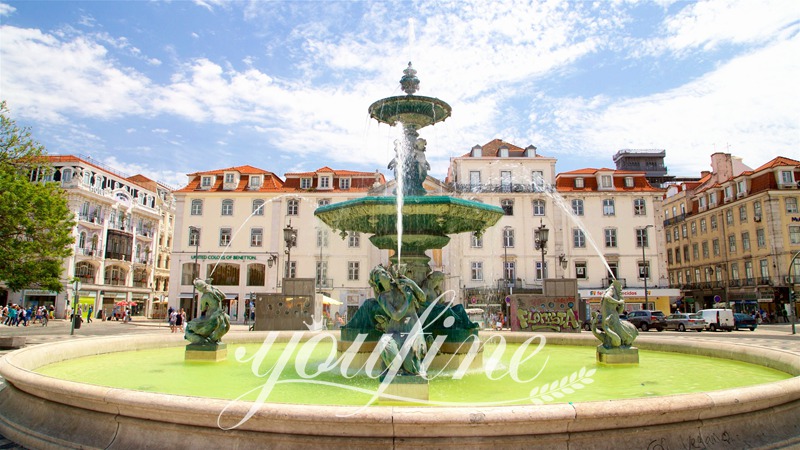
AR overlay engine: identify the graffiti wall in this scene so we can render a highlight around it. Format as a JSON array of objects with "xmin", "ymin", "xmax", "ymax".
[{"xmin": 511, "ymin": 295, "xmax": 581, "ymax": 333}]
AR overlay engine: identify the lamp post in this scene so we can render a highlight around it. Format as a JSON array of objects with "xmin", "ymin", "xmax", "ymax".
[
  {"xmin": 641, "ymin": 224, "xmax": 654, "ymax": 310},
  {"xmin": 788, "ymin": 250, "xmax": 800, "ymax": 335},
  {"xmin": 502, "ymin": 226, "xmax": 511, "ymax": 322},
  {"xmin": 534, "ymin": 221, "xmax": 549, "ymax": 282},
  {"xmin": 69, "ymin": 279, "xmax": 81, "ymax": 336},
  {"xmin": 189, "ymin": 226, "xmax": 200, "ymax": 320},
  {"xmin": 283, "ymin": 223, "xmax": 297, "ymax": 279},
  {"xmin": 266, "ymin": 252, "xmax": 279, "ymax": 290},
  {"xmin": 559, "ymin": 253, "xmax": 568, "ymax": 278}
]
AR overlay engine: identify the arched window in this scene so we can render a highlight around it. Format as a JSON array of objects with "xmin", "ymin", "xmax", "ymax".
[
  {"xmin": 91, "ymin": 234, "xmax": 99, "ymax": 251},
  {"xmin": 62, "ymin": 168, "xmax": 73, "ymax": 183},
  {"xmin": 191, "ymin": 199, "xmax": 203, "ymax": 215},
  {"xmin": 247, "ymin": 263, "xmax": 266, "ymax": 286},
  {"xmin": 79, "ymin": 231, "xmax": 87, "ymax": 249},
  {"xmin": 181, "ymin": 262, "xmax": 199, "ymax": 285},
  {"xmin": 532, "ymin": 199, "xmax": 545, "ymax": 216},
  {"xmin": 74, "ymin": 262, "xmax": 96, "ymax": 284},
  {"xmin": 132, "ymin": 268, "xmax": 148, "ymax": 288},
  {"xmin": 104, "ymin": 266, "xmax": 127, "ymax": 286},
  {"xmin": 221, "ymin": 199, "xmax": 234, "ymax": 216},
  {"xmin": 207, "ymin": 263, "xmax": 240, "ymax": 286},
  {"xmin": 253, "ymin": 199, "xmax": 265, "ymax": 215}
]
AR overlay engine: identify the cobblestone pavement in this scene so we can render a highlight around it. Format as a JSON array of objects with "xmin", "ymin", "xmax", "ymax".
[{"xmin": 0, "ymin": 321, "xmax": 798, "ymax": 448}]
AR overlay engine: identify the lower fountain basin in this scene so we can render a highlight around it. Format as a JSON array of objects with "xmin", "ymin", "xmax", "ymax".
[{"xmin": 0, "ymin": 332, "xmax": 798, "ymax": 449}]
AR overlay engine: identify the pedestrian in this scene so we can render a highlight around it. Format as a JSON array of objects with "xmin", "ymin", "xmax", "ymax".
[
  {"xmin": 177, "ymin": 308, "xmax": 185, "ymax": 333},
  {"xmin": 7, "ymin": 305, "xmax": 18, "ymax": 326},
  {"xmin": 169, "ymin": 309, "xmax": 177, "ymax": 332},
  {"xmin": 19, "ymin": 307, "xmax": 28, "ymax": 326},
  {"xmin": 87, "ymin": 305, "xmax": 93, "ymax": 323}
]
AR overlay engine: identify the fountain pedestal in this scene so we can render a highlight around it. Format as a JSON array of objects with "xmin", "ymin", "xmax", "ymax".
[
  {"xmin": 596, "ymin": 345, "xmax": 639, "ymax": 364},
  {"xmin": 185, "ymin": 343, "xmax": 227, "ymax": 362}
]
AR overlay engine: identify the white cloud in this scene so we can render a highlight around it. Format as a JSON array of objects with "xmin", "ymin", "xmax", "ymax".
[{"xmin": 0, "ymin": 3, "xmax": 16, "ymax": 16}]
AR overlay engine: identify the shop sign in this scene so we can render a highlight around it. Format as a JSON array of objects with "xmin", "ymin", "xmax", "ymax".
[
  {"xmin": 513, "ymin": 296, "xmax": 580, "ymax": 333},
  {"xmin": 192, "ymin": 255, "xmax": 256, "ymax": 260}
]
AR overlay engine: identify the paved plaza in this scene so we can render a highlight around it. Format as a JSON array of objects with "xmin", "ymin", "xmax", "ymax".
[{"xmin": 1, "ymin": 320, "xmax": 798, "ymax": 449}]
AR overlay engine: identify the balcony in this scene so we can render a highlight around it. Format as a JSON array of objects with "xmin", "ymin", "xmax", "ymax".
[
  {"xmin": 132, "ymin": 280, "xmax": 148, "ymax": 289},
  {"xmin": 744, "ymin": 278, "xmax": 756, "ymax": 287},
  {"xmin": 75, "ymin": 275, "xmax": 95, "ymax": 285},
  {"xmin": 75, "ymin": 247, "xmax": 100, "ymax": 257},
  {"xmin": 78, "ymin": 214, "xmax": 104, "ymax": 226},
  {"xmin": 728, "ymin": 279, "xmax": 740, "ymax": 287},
  {"xmin": 450, "ymin": 183, "xmax": 547, "ymax": 194},
  {"xmin": 757, "ymin": 277, "xmax": 772, "ymax": 286}
]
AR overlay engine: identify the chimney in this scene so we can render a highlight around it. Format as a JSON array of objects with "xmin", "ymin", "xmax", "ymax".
[{"xmin": 710, "ymin": 153, "xmax": 733, "ymax": 184}]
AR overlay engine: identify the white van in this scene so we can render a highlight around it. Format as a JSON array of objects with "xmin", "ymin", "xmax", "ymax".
[{"xmin": 698, "ymin": 309, "xmax": 735, "ymax": 331}]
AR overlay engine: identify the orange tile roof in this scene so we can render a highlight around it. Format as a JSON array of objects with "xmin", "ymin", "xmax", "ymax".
[
  {"xmin": 752, "ymin": 156, "xmax": 800, "ymax": 172},
  {"xmin": 555, "ymin": 168, "xmax": 662, "ymax": 192}
]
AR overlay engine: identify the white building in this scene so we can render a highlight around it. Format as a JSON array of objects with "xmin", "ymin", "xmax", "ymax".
[
  {"xmin": 8, "ymin": 155, "xmax": 175, "ymax": 319},
  {"xmin": 168, "ymin": 165, "xmax": 385, "ymax": 322}
]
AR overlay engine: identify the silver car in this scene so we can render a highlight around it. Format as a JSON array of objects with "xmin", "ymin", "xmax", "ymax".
[{"xmin": 665, "ymin": 313, "xmax": 706, "ymax": 332}]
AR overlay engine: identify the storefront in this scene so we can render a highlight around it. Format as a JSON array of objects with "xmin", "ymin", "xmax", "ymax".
[
  {"xmin": 578, "ymin": 288, "xmax": 680, "ymax": 314},
  {"xmin": 23, "ymin": 290, "xmax": 58, "ymax": 309}
]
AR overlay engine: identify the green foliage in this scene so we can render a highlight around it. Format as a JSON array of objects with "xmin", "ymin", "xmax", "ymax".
[{"xmin": 0, "ymin": 101, "xmax": 75, "ymax": 292}]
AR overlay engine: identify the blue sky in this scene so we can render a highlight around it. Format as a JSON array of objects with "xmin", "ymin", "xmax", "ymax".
[{"xmin": 1, "ymin": 0, "xmax": 797, "ymax": 188}]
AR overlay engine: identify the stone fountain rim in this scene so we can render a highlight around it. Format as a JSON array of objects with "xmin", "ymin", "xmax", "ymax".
[{"xmin": 0, "ymin": 331, "xmax": 798, "ymax": 447}]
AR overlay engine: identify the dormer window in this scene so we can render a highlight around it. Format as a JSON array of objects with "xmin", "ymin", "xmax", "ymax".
[
  {"xmin": 498, "ymin": 146, "xmax": 509, "ymax": 158},
  {"xmin": 600, "ymin": 175, "xmax": 613, "ymax": 189},
  {"xmin": 339, "ymin": 178, "xmax": 351, "ymax": 190},
  {"xmin": 300, "ymin": 178, "xmax": 312, "ymax": 189},
  {"xmin": 319, "ymin": 176, "xmax": 332, "ymax": 189},
  {"xmin": 624, "ymin": 177, "xmax": 634, "ymax": 188},
  {"xmin": 779, "ymin": 170, "xmax": 794, "ymax": 186},
  {"xmin": 471, "ymin": 145, "xmax": 482, "ymax": 157},
  {"xmin": 225, "ymin": 173, "xmax": 235, "ymax": 184},
  {"xmin": 574, "ymin": 178, "xmax": 584, "ymax": 188},
  {"xmin": 249, "ymin": 176, "xmax": 262, "ymax": 189},
  {"xmin": 201, "ymin": 176, "xmax": 213, "ymax": 189}
]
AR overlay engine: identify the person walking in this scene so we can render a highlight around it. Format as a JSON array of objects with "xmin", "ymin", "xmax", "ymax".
[
  {"xmin": 176, "ymin": 308, "xmax": 185, "ymax": 333},
  {"xmin": 87, "ymin": 306, "xmax": 93, "ymax": 323},
  {"xmin": 169, "ymin": 309, "xmax": 177, "ymax": 333}
]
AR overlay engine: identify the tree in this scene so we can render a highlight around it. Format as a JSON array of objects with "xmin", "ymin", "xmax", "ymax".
[{"xmin": 0, "ymin": 101, "xmax": 75, "ymax": 292}]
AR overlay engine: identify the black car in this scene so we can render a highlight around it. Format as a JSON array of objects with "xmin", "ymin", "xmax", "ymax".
[
  {"xmin": 627, "ymin": 310, "xmax": 667, "ymax": 332},
  {"xmin": 733, "ymin": 313, "xmax": 757, "ymax": 331}
]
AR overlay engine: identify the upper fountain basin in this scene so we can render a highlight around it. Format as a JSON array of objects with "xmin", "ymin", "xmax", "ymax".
[
  {"xmin": 368, "ymin": 95, "xmax": 452, "ymax": 128},
  {"xmin": 315, "ymin": 195, "xmax": 503, "ymax": 237}
]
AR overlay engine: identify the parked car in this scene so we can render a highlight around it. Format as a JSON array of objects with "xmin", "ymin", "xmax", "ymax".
[
  {"xmin": 698, "ymin": 308, "xmax": 735, "ymax": 331},
  {"xmin": 627, "ymin": 310, "xmax": 667, "ymax": 331},
  {"xmin": 665, "ymin": 312, "xmax": 706, "ymax": 332},
  {"xmin": 733, "ymin": 313, "xmax": 758, "ymax": 331}
]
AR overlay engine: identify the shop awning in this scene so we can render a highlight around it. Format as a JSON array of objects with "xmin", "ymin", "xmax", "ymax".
[{"xmin": 316, "ymin": 294, "xmax": 342, "ymax": 306}]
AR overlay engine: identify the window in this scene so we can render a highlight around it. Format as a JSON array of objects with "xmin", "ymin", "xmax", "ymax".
[
  {"xmin": 250, "ymin": 176, "xmax": 262, "ymax": 188},
  {"xmin": 575, "ymin": 262, "xmax": 587, "ymax": 279},
  {"xmin": 700, "ymin": 219, "xmax": 707, "ymax": 233},
  {"xmin": 573, "ymin": 229, "xmax": 586, "ymax": 248},
  {"xmin": 607, "ymin": 262, "xmax": 619, "ymax": 280},
  {"xmin": 756, "ymin": 228, "xmax": 766, "ymax": 248},
  {"xmin": 737, "ymin": 180, "xmax": 746, "ymax": 196},
  {"xmin": 780, "ymin": 170, "xmax": 795, "ymax": 185},
  {"xmin": 536, "ymin": 261, "xmax": 548, "ymax": 280},
  {"xmin": 339, "ymin": 178, "xmax": 351, "ymax": 190},
  {"xmin": 469, "ymin": 171, "xmax": 481, "ymax": 192},
  {"xmin": 189, "ymin": 228, "xmax": 200, "ymax": 246},
  {"xmin": 728, "ymin": 234, "xmax": 737, "ymax": 253},
  {"xmin": 760, "ymin": 259, "xmax": 769, "ymax": 279},
  {"xmin": 104, "ymin": 266, "xmax": 127, "ymax": 286},
  {"xmin": 625, "ymin": 177, "xmax": 634, "ymax": 188},
  {"xmin": 348, "ymin": 261, "xmax": 360, "ymax": 281},
  {"xmin": 638, "ymin": 261, "xmax": 650, "ymax": 280},
  {"xmin": 219, "ymin": 228, "xmax": 232, "ymax": 246},
  {"xmin": 79, "ymin": 231, "xmax": 86, "ymax": 249},
  {"xmin": 699, "ymin": 196, "xmax": 706, "ymax": 209},
  {"xmin": 500, "ymin": 171, "xmax": 511, "ymax": 192},
  {"xmin": 753, "ymin": 201, "xmax": 762, "ymax": 218},
  {"xmin": 636, "ymin": 228, "xmax": 649, "ymax": 248},
  {"xmin": 318, "ymin": 199, "xmax": 330, "ymax": 207},
  {"xmin": 744, "ymin": 261, "xmax": 754, "ymax": 283},
  {"xmin": 692, "ymin": 243, "xmax": 699, "ymax": 260},
  {"xmin": 683, "ymin": 245, "xmax": 690, "ymax": 262},
  {"xmin": 532, "ymin": 199, "xmax": 545, "ymax": 216},
  {"xmin": 317, "ymin": 228, "xmax": 329, "ymax": 247},
  {"xmin": 673, "ymin": 227, "xmax": 679, "ymax": 241},
  {"xmin": 603, "ymin": 199, "xmax": 615, "ymax": 216},
  {"xmin": 287, "ymin": 199, "xmax": 299, "ymax": 216},
  {"xmin": 191, "ymin": 199, "xmax": 203, "ymax": 215},
  {"xmin": 571, "ymin": 199, "xmax": 584, "ymax": 216},
  {"xmin": 319, "ymin": 177, "xmax": 331, "ymax": 189},
  {"xmin": 690, "ymin": 221, "xmax": 697, "ymax": 236},
  {"xmin": 702, "ymin": 241, "xmax": 709, "ymax": 259},
  {"xmin": 221, "ymin": 199, "xmax": 233, "ymax": 216},
  {"xmin": 301, "ymin": 178, "xmax": 312, "ymax": 189},
  {"xmin": 471, "ymin": 232, "xmax": 483, "ymax": 248},
  {"xmin": 666, "ymin": 232, "xmax": 671, "ymax": 243},
  {"xmin": 600, "ymin": 175, "xmax": 613, "ymax": 189},
  {"xmin": 471, "ymin": 262, "xmax": 483, "ymax": 281},
  {"xmin": 667, "ymin": 249, "xmax": 673, "ymax": 265},
  {"xmin": 285, "ymin": 261, "xmax": 296, "ymax": 279},
  {"xmin": 247, "ymin": 264, "xmax": 265, "ymax": 286},
  {"xmin": 681, "ymin": 224, "xmax": 687, "ymax": 238},
  {"xmin": 316, "ymin": 261, "xmax": 328, "ymax": 288},
  {"xmin": 739, "ymin": 205, "xmax": 747, "ymax": 223},
  {"xmin": 504, "ymin": 261, "xmax": 516, "ymax": 283},
  {"xmin": 724, "ymin": 186, "xmax": 733, "ymax": 199},
  {"xmin": 250, "ymin": 228, "xmax": 263, "ymax": 247},
  {"xmin": 731, "ymin": 263, "xmax": 740, "ymax": 282},
  {"xmin": 675, "ymin": 248, "xmax": 681, "ymax": 263},
  {"xmin": 501, "ymin": 199, "xmax": 514, "ymax": 215},
  {"xmin": 348, "ymin": 231, "xmax": 360, "ymax": 248},
  {"xmin": 741, "ymin": 232, "xmax": 751, "ymax": 251},
  {"xmin": 604, "ymin": 228, "xmax": 617, "ymax": 248},
  {"xmin": 252, "ymin": 199, "xmax": 264, "ymax": 215},
  {"xmin": 787, "ymin": 198, "xmax": 799, "ymax": 213},
  {"xmin": 201, "ymin": 176, "xmax": 212, "ymax": 188},
  {"xmin": 208, "ymin": 263, "xmax": 240, "ymax": 286},
  {"xmin": 574, "ymin": 178, "xmax": 584, "ymax": 188},
  {"xmin": 790, "ymin": 226, "xmax": 800, "ymax": 245},
  {"xmin": 634, "ymin": 198, "xmax": 646, "ymax": 216},
  {"xmin": 532, "ymin": 171, "xmax": 544, "ymax": 192},
  {"xmin": 713, "ymin": 239, "xmax": 720, "ymax": 256},
  {"xmin": 725, "ymin": 209, "xmax": 733, "ymax": 225},
  {"xmin": 711, "ymin": 215, "xmax": 718, "ymax": 230},
  {"xmin": 503, "ymin": 228, "xmax": 514, "ymax": 248},
  {"xmin": 225, "ymin": 173, "xmax": 235, "ymax": 184}
]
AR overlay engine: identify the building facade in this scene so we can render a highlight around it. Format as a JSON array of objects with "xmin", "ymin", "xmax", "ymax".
[
  {"xmin": 7, "ymin": 155, "xmax": 175, "ymax": 319},
  {"xmin": 663, "ymin": 153, "xmax": 800, "ymax": 319}
]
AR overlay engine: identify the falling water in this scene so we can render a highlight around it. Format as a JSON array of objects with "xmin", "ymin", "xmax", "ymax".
[
  {"xmin": 393, "ymin": 127, "xmax": 412, "ymax": 264},
  {"xmin": 531, "ymin": 172, "xmax": 615, "ymax": 279}
]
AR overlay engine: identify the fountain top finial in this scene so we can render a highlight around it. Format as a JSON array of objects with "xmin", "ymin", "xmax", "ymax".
[{"xmin": 400, "ymin": 62, "xmax": 420, "ymax": 95}]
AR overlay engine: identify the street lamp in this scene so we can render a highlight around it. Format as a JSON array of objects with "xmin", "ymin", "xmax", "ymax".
[
  {"xmin": 189, "ymin": 226, "xmax": 200, "ymax": 319},
  {"xmin": 534, "ymin": 221, "xmax": 549, "ymax": 282},
  {"xmin": 640, "ymin": 224, "xmax": 654, "ymax": 310},
  {"xmin": 559, "ymin": 253, "xmax": 568, "ymax": 278},
  {"xmin": 265, "ymin": 252, "xmax": 279, "ymax": 290},
  {"xmin": 69, "ymin": 279, "xmax": 81, "ymax": 336},
  {"xmin": 283, "ymin": 223, "xmax": 297, "ymax": 279},
  {"xmin": 502, "ymin": 226, "xmax": 511, "ymax": 323},
  {"xmin": 788, "ymin": 250, "xmax": 800, "ymax": 335}
]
